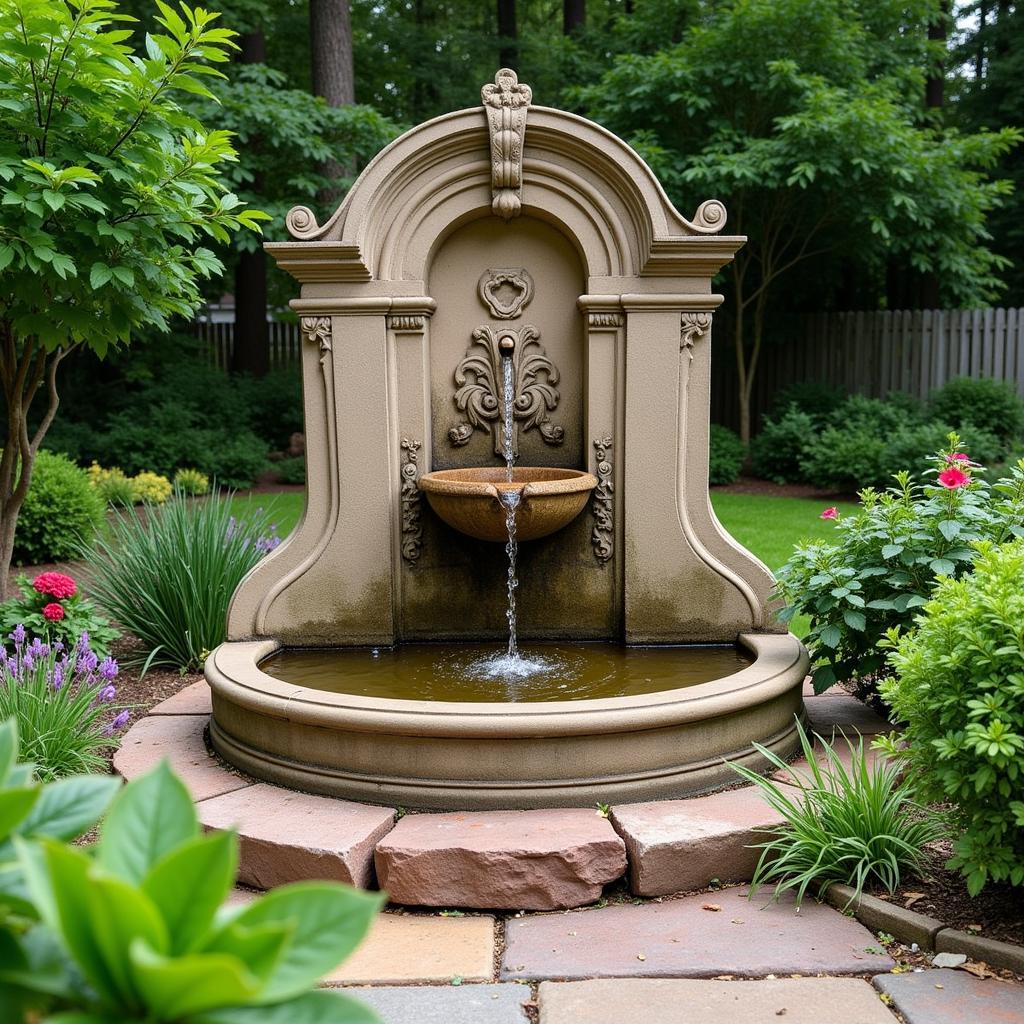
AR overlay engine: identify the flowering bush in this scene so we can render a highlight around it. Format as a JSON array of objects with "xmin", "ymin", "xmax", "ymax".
[
  {"xmin": 881, "ymin": 540, "xmax": 1024, "ymax": 895},
  {"xmin": 0, "ymin": 629, "xmax": 128, "ymax": 779},
  {"xmin": 777, "ymin": 435, "xmax": 1024, "ymax": 693},
  {"xmin": 172, "ymin": 466, "xmax": 210, "ymax": 495},
  {"xmin": 88, "ymin": 461, "xmax": 136, "ymax": 507},
  {"xmin": 131, "ymin": 469, "xmax": 173, "ymax": 504},
  {"xmin": 0, "ymin": 572, "xmax": 119, "ymax": 656}
]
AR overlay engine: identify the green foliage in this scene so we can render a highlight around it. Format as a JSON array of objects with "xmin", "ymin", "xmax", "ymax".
[
  {"xmin": 173, "ymin": 468, "xmax": 210, "ymax": 496},
  {"xmin": 88, "ymin": 463, "xmax": 137, "ymax": 508},
  {"xmin": 751, "ymin": 405, "xmax": 816, "ymax": 484},
  {"xmin": 0, "ymin": 729, "xmax": 382, "ymax": 1021},
  {"xmin": 732, "ymin": 719, "xmax": 942, "ymax": 906},
  {"xmin": 929, "ymin": 376, "xmax": 1024, "ymax": 447},
  {"xmin": 881, "ymin": 539, "xmax": 1024, "ymax": 895},
  {"xmin": 273, "ymin": 456, "xmax": 306, "ymax": 486},
  {"xmin": 777, "ymin": 437, "xmax": 1024, "ymax": 692},
  {"xmin": 709, "ymin": 425, "xmax": 744, "ymax": 486},
  {"xmin": 0, "ymin": 575, "xmax": 118, "ymax": 657},
  {"xmin": 769, "ymin": 381, "xmax": 847, "ymax": 425},
  {"xmin": 13, "ymin": 451, "xmax": 104, "ymax": 565},
  {"xmin": 85, "ymin": 490, "xmax": 280, "ymax": 671}
]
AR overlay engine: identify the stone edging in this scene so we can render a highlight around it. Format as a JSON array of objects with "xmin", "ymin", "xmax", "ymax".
[{"xmin": 824, "ymin": 883, "xmax": 1024, "ymax": 974}]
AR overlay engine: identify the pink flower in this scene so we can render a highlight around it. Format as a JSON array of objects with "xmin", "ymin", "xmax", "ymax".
[
  {"xmin": 946, "ymin": 452, "xmax": 970, "ymax": 462},
  {"xmin": 32, "ymin": 572, "xmax": 77, "ymax": 600},
  {"xmin": 42, "ymin": 602, "xmax": 65, "ymax": 621},
  {"xmin": 820, "ymin": 507, "xmax": 839, "ymax": 520},
  {"xmin": 938, "ymin": 467, "xmax": 970, "ymax": 489}
]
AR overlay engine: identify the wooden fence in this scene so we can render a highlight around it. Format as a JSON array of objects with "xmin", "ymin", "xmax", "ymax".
[
  {"xmin": 195, "ymin": 317, "xmax": 302, "ymax": 372},
  {"xmin": 711, "ymin": 308, "xmax": 1024, "ymax": 433}
]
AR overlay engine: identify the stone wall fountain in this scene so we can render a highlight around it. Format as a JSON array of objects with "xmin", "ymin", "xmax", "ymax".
[{"xmin": 205, "ymin": 69, "xmax": 809, "ymax": 809}]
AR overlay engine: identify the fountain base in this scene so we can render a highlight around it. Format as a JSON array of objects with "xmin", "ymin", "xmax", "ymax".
[{"xmin": 205, "ymin": 633, "xmax": 808, "ymax": 810}]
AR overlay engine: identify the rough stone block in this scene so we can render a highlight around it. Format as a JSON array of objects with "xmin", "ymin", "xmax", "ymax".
[
  {"xmin": 198, "ymin": 784, "xmax": 395, "ymax": 889},
  {"xmin": 935, "ymin": 929, "xmax": 1024, "ymax": 976},
  {"xmin": 501, "ymin": 885, "xmax": 896, "ymax": 980},
  {"xmin": 148, "ymin": 680, "xmax": 212, "ymax": 715},
  {"xmin": 611, "ymin": 787, "xmax": 785, "ymax": 896},
  {"xmin": 113, "ymin": 715, "xmax": 250, "ymax": 801},
  {"xmin": 350, "ymin": 984, "xmax": 530, "ymax": 1023},
  {"xmin": 538, "ymin": 978, "xmax": 898, "ymax": 1024},
  {"xmin": 874, "ymin": 969, "xmax": 1024, "ymax": 1024},
  {"xmin": 374, "ymin": 809, "xmax": 626, "ymax": 910}
]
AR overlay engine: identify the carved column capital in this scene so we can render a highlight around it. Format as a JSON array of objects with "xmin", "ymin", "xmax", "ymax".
[
  {"xmin": 680, "ymin": 311, "xmax": 712, "ymax": 360},
  {"xmin": 481, "ymin": 68, "xmax": 532, "ymax": 221},
  {"xmin": 300, "ymin": 315, "xmax": 332, "ymax": 365},
  {"xmin": 387, "ymin": 314, "xmax": 426, "ymax": 331}
]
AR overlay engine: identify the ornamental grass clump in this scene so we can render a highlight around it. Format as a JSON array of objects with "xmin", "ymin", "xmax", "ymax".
[
  {"xmin": 0, "ymin": 628, "xmax": 128, "ymax": 780},
  {"xmin": 86, "ymin": 489, "xmax": 280, "ymax": 671},
  {"xmin": 881, "ymin": 539, "xmax": 1024, "ymax": 895},
  {"xmin": 732, "ymin": 719, "xmax": 942, "ymax": 906}
]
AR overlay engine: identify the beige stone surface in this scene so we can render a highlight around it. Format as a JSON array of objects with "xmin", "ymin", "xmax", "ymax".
[
  {"xmin": 148, "ymin": 680, "xmax": 212, "ymax": 715},
  {"xmin": 325, "ymin": 913, "xmax": 495, "ymax": 984},
  {"xmin": 113, "ymin": 714, "xmax": 250, "ymax": 801},
  {"xmin": 198, "ymin": 783, "xmax": 395, "ymax": 890},
  {"xmin": 611, "ymin": 786, "xmax": 786, "ymax": 896},
  {"xmin": 538, "ymin": 978, "xmax": 898, "ymax": 1024},
  {"xmin": 375, "ymin": 809, "xmax": 626, "ymax": 910}
]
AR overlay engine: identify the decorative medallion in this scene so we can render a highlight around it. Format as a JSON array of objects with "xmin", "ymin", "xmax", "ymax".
[
  {"xmin": 449, "ymin": 324, "xmax": 563, "ymax": 455},
  {"xmin": 388, "ymin": 314, "xmax": 425, "ymax": 331},
  {"xmin": 680, "ymin": 311, "xmax": 712, "ymax": 361},
  {"xmin": 300, "ymin": 315, "xmax": 332, "ymax": 366},
  {"xmin": 481, "ymin": 68, "xmax": 532, "ymax": 221},
  {"xmin": 588, "ymin": 312, "xmax": 623, "ymax": 329},
  {"xmin": 479, "ymin": 268, "xmax": 534, "ymax": 319},
  {"xmin": 399, "ymin": 438, "xmax": 423, "ymax": 563},
  {"xmin": 591, "ymin": 437, "xmax": 614, "ymax": 563}
]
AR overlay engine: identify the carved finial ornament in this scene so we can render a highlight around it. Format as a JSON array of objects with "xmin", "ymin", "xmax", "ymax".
[{"xmin": 482, "ymin": 68, "xmax": 532, "ymax": 221}]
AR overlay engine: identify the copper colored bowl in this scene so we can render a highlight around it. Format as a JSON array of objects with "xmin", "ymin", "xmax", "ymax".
[{"xmin": 418, "ymin": 467, "xmax": 598, "ymax": 542}]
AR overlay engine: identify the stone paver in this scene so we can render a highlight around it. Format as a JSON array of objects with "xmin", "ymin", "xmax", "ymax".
[
  {"xmin": 804, "ymin": 693, "xmax": 891, "ymax": 736},
  {"xmin": 198, "ymin": 783, "xmax": 395, "ymax": 889},
  {"xmin": 113, "ymin": 714, "xmax": 250, "ymax": 801},
  {"xmin": 148, "ymin": 680, "xmax": 212, "ymax": 715},
  {"xmin": 501, "ymin": 886, "xmax": 895, "ymax": 980},
  {"xmin": 874, "ymin": 969, "xmax": 1024, "ymax": 1024},
  {"xmin": 349, "ymin": 984, "xmax": 530, "ymax": 1023},
  {"xmin": 538, "ymin": 978, "xmax": 897, "ymax": 1023},
  {"xmin": 375, "ymin": 809, "xmax": 626, "ymax": 910},
  {"xmin": 611, "ymin": 787, "xmax": 785, "ymax": 897},
  {"xmin": 326, "ymin": 913, "xmax": 496, "ymax": 984}
]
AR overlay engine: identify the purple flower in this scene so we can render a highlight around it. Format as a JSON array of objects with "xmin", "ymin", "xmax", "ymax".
[
  {"xmin": 105, "ymin": 709, "xmax": 130, "ymax": 735},
  {"xmin": 76, "ymin": 632, "xmax": 91, "ymax": 656},
  {"xmin": 98, "ymin": 656, "xmax": 118, "ymax": 681},
  {"xmin": 52, "ymin": 664, "xmax": 64, "ymax": 691},
  {"xmin": 96, "ymin": 684, "xmax": 116, "ymax": 704},
  {"xmin": 79, "ymin": 650, "xmax": 98, "ymax": 675},
  {"xmin": 10, "ymin": 624, "xmax": 25, "ymax": 647},
  {"xmin": 23, "ymin": 653, "xmax": 34, "ymax": 670}
]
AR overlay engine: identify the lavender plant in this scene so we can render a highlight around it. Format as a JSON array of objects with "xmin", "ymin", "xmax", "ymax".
[{"xmin": 0, "ymin": 628, "xmax": 129, "ymax": 780}]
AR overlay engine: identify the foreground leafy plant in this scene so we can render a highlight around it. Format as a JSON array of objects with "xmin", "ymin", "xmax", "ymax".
[
  {"xmin": 881, "ymin": 539, "xmax": 1024, "ymax": 895},
  {"xmin": 0, "ymin": 720, "xmax": 382, "ymax": 1022},
  {"xmin": 732, "ymin": 719, "xmax": 942, "ymax": 906},
  {"xmin": 86, "ymin": 490, "xmax": 280, "ymax": 671}
]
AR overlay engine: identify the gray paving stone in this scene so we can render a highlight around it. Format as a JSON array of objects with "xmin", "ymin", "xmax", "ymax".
[
  {"xmin": 804, "ymin": 693, "xmax": 891, "ymax": 736},
  {"xmin": 501, "ymin": 886, "xmax": 895, "ymax": 980},
  {"xmin": 538, "ymin": 978, "xmax": 898, "ymax": 1023},
  {"xmin": 349, "ymin": 984, "xmax": 531, "ymax": 1023},
  {"xmin": 874, "ymin": 969, "xmax": 1024, "ymax": 1024}
]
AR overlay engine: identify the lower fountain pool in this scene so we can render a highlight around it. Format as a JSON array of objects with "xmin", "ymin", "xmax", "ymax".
[{"xmin": 258, "ymin": 642, "xmax": 755, "ymax": 703}]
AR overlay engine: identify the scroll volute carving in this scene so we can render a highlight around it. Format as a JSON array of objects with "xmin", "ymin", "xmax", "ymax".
[{"xmin": 482, "ymin": 68, "xmax": 532, "ymax": 221}]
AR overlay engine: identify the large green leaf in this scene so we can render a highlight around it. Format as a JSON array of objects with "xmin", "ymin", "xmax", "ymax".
[
  {"xmin": 0, "ymin": 720, "xmax": 17, "ymax": 786},
  {"xmin": 229, "ymin": 884, "xmax": 383, "ymax": 1004},
  {"xmin": 129, "ymin": 938, "xmax": 263, "ymax": 1019},
  {"xmin": 0, "ymin": 787, "xmax": 40, "ymax": 843},
  {"xmin": 0, "ymin": 924, "xmax": 78, "ymax": 1000},
  {"xmin": 201, "ymin": 919, "xmax": 294, "ymax": 985},
  {"xmin": 193, "ymin": 990, "xmax": 382, "ymax": 1024},
  {"xmin": 18, "ymin": 775, "xmax": 120, "ymax": 842},
  {"xmin": 142, "ymin": 829, "xmax": 237, "ymax": 954},
  {"xmin": 97, "ymin": 760, "xmax": 197, "ymax": 883}
]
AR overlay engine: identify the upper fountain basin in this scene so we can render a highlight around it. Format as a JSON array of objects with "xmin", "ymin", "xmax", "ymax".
[{"xmin": 418, "ymin": 467, "xmax": 597, "ymax": 542}]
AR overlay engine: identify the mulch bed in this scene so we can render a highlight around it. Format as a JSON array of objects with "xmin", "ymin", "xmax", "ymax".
[{"xmin": 712, "ymin": 474, "xmax": 855, "ymax": 501}]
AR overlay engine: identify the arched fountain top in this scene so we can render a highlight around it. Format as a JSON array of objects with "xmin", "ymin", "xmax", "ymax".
[{"xmin": 266, "ymin": 70, "xmax": 744, "ymax": 284}]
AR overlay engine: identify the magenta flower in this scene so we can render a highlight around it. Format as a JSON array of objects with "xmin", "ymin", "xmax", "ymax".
[
  {"xmin": 945, "ymin": 452, "xmax": 970, "ymax": 462},
  {"xmin": 938, "ymin": 467, "xmax": 970, "ymax": 489},
  {"xmin": 820, "ymin": 506, "xmax": 839, "ymax": 520}
]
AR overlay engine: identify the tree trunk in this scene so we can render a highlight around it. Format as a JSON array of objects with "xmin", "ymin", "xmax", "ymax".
[
  {"xmin": 563, "ymin": 0, "xmax": 585, "ymax": 35},
  {"xmin": 976, "ymin": 0, "xmax": 988, "ymax": 79},
  {"xmin": 310, "ymin": 0, "xmax": 355, "ymax": 204},
  {"xmin": 497, "ymin": 0, "xmax": 517, "ymax": 69},
  {"xmin": 926, "ymin": 3, "xmax": 947, "ymax": 111}
]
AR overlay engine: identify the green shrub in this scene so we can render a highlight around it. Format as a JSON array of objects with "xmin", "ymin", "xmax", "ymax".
[
  {"xmin": 199, "ymin": 431, "xmax": 269, "ymax": 489},
  {"xmin": 777, "ymin": 437, "xmax": 1024, "ymax": 692},
  {"xmin": 173, "ymin": 467, "xmax": 210, "ymax": 495},
  {"xmin": 732, "ymin": 719, "xmax": 942, "ymax": 906},
  {"xmin": 86, "ymin": 491, "xmax": 281, "ymax": 671},
  {"xmin": 799, "ymin": 424, "xmax": 889, "ymax": 491},
  {"xmin": 881, "ymin": 539, "xmax": 1024, "ymax": 895},
  {"xmin": 930, "ymin": 376, "xmax": 1024, "ymax": 447},
  {"xmin": 709, "ymin": 424, "xmax": 744, "ymax": 485},
  {"xmin": 751, "ymin": 405, "xmax": 817, "ymax": 484},
  {"xmin": 88, "ymin": 462, "xmax": 136, "ymax": 507},
  {"xmin": 0, "ymin": 722, "xmax": 381, "ymax": 1022},
  {"xmin": 14, "ymin": 451, "xmax": 105, "ymax": 564},
  {"xmin": 275, "ymin": 455, "xmax": 306, "ymax": 485},
  {"xmin": 768, "ymin": 380, "xmax": 847, "ymax": 425}
]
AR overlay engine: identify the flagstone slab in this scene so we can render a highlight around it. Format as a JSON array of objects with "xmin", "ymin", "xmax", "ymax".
[
  {"xmin": 113, "ymin": 714, "xmax": 250, "ymax": 801},
  {"xmin": 198, "ymin": 783, "xmax": 395, "ymax": 889},
  {"xmin": 349, "ymin": 984, "xmax": 530, "ymax": 1023},
  {"xmin": 804, "ymin": 694, "xmax": 891, "ymax": 736},
  {"xmin": 611, "ymin": 787, "xmax": 785, "ymax": 896},
  {"xmin": 501, "ymin": 886, "xmax": 895, "ymax": 980},
  {"xmin": 873, "ymin": 969, "xmax": 1024, "ymax": 1024},
  {"xmin": 375, "ymin": 809, "xmax": 626, "ymax": 910},
  {"xmin": 325, "ymin": 913, "xmax": 496, "ymax": 984},
  {"xmin": 148, "ymin": 680, "xmax": 212, "ymax": 715},
  {"xmin": 538, "ymin": 978, "xmax": 898, "ymax": 1024}
]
